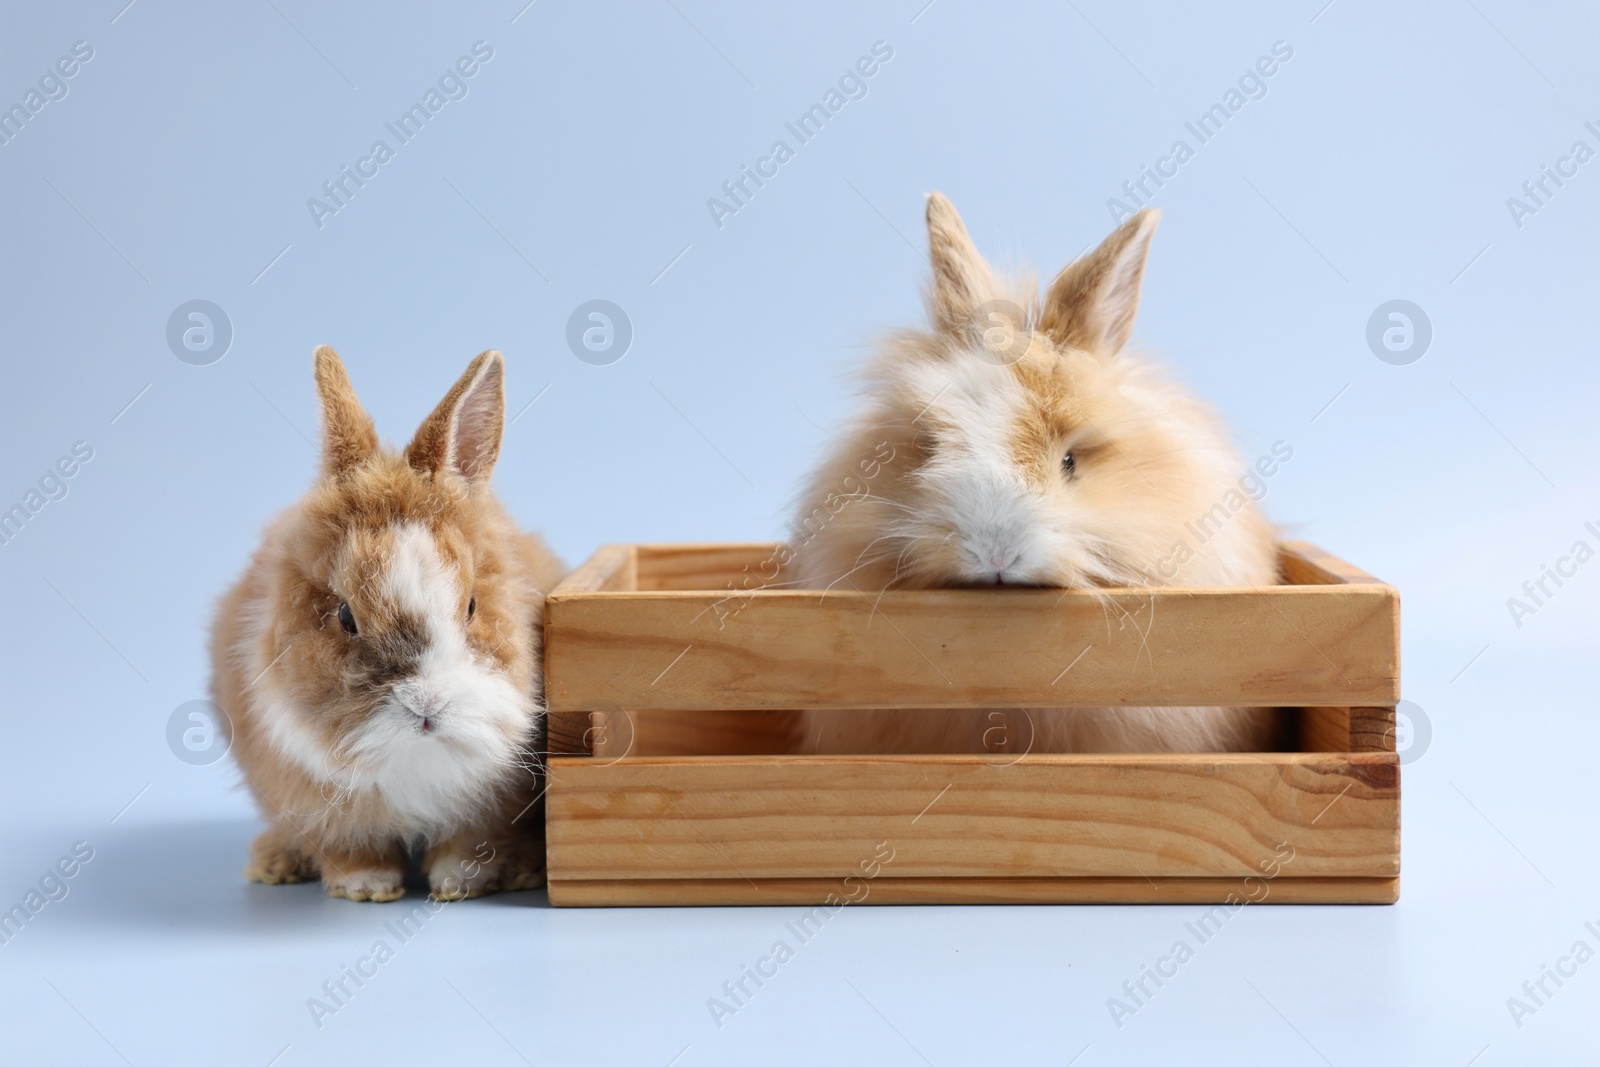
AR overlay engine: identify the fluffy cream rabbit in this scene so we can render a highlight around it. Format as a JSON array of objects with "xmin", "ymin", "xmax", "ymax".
[
  {"xmin": 790, "ymin": 194, "xmax": 1279, "ymax": 754},
  {"xmin": 211, "ymin": 347, "xmax": 564, "ymax": 900}
]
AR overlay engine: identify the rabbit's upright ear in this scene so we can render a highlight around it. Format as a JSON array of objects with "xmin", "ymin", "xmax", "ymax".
[
  {"xmin": 1040, "ymin": 209, "xmax": 1160, "ymax": 356},
  {"xmin": 406, "ymin": 350, "xmax": 506, "ymax": 486},
  {"xmin": 313, "ymin": 345, "xmax": 378, "ymax": 478},
  {"xmin": 925, "ymin": 192, "xmax": 996, "ymax": 335}
]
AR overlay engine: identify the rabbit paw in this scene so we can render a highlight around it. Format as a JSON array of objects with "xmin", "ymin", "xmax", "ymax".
[
  {"xmin": 427, "ymin": 849, "xmax": 501, "ymax": 901},
  {"xmin": 245, "ymin": 827, "xmax": 318, "ymax": 885},
  {"xmin": 496, "ymin": 848, "xmax": 547, "ymax": 892},
  {"xmin": 324, "ymin": 868, "xmax": 405, "ymax": 903}
]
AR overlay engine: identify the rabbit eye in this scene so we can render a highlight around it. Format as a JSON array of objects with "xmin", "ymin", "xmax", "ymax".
[
  {"xmin": 467, "ymin": 596, "xmax": 476, "ymax": 622},
  {"xmin": 337, "ymin": 602, "xmax": 358, "ymax": 636},
  {"xmin": 1061, "ymin": 451, "xmax": 1076, "ymax": 479}
]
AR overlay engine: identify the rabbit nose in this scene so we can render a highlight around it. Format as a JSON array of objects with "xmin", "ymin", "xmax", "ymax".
[
  {"xmin": 396, "ymin": 681, "xmax": 446, "ymax": 718},
  {"xmin": 969, "ymin": 546, "xmax": 1020, "ymax": 571},
  {"xmin": 966, "ymin": 544, "xmax": 1022, "ymax": 577}
]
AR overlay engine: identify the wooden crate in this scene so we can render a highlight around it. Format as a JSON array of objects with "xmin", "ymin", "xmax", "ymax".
[{"xmin": 542, "ymin": 542, "xmax": 1400, "ymax": 906}]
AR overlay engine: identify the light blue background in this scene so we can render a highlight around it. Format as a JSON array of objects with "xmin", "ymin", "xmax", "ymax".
[{"xmin": 2, "ymin": 0, "xmax": 1597, "ymax": 1063}]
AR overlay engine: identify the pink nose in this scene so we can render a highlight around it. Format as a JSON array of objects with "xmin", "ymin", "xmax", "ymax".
[{"xmin": 988, "ymin": 551, "xmax": 1021, "ymax": 573}]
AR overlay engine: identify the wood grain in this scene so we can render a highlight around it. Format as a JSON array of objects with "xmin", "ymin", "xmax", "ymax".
[
  {"xmin": 1300, "ymin": 706, "xmax": 1398, "ymax": 753},
  {"xmin": 550, "ymin": 543, "xmax": 636, "ymax": 595},
  {"xmin": 545, "ymin": 583, "xmax": 1399, "ymax": 712},
  {"xmin": 635, "ymin": 543, "xmax": 782, "ymax": 591},
  {"xmin": 1351, "ymin": 706, "xmax": 1398, "ymax": 752},
  {"xmin": 544, "ymin": 711, "xmax": 594, "ymax": 756},
  {"xmin": 544, "ymin": 752, "xmax": 1399, "ymax": 882}
]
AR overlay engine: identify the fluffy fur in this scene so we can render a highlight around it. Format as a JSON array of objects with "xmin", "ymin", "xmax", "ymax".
[
  {"xmin": 790, "ymin": 194, "xmax": 1279, "ymax": 754},
  {"xmin": 212, "ymin": 347, "xmax": 565, "ymax": 901}
]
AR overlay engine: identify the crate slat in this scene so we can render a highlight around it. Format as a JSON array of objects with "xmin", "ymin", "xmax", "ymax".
[
  {"xmin": 555, "ymin": 543, "xmax": 636, "ymax": 593},
  {"xmin": 635, "ymin": 543, "xmax": 779, "ymax": 591},
  {"xmin": 545, "ymin": 585, "xmax": 1398, "ymax": 711},
  {"xmin": 545, "ymin": 752, "xmax": 1398, "ymax": 883}
]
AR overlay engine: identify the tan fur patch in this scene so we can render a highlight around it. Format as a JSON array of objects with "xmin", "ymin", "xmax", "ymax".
[{"xmin": 1005, "ymin": 347, "xmax": 1082, "ymax": 487}]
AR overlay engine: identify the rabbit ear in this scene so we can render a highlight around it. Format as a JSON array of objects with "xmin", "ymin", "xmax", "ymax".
[
  {"xmin": 405, "ymin": 350, "xmax": 506, "ymax": 485},
  {"xmin": 1040, "ymin": 209, "xmax": 1160, "ymax": 355},
  {"xmin": 925, "ymin": 192, "xmax": 996, "ymax": 334},
  {"xmin": 313, "ymin": 346, "xmax": 378, "ymax": 477}
]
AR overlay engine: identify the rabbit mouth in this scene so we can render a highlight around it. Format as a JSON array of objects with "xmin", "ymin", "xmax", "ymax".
[
  {"xmin": 406, "ymin": 703, "xmax": 449, "ymax": 736},
  {"xmin": 962, "ymin": 574, "xmax": 1043, "ymax": 588}
]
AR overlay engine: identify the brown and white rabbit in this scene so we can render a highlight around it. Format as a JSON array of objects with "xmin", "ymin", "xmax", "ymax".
[
  {"xmin": 211, "ymin": 347, "xmax": 564, "ymax": 901},
  {"xmin": 791, "ymin": 194, "xmax": 1279, "ymax": 754}
]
